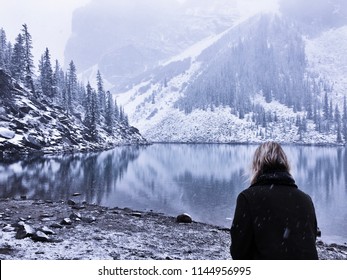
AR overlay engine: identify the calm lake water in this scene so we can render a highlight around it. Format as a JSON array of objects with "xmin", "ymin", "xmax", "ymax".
[{"xmin": 1, "ymin": 144, "xmax": 347, "ymax": 245}]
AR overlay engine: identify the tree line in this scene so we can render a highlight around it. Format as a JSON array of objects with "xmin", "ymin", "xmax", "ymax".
[
  {"xmin": 175, "ymin": 15, "xmax": 347, "ymax": 143},
  {"xmin": 0, "ymin": 24, "xmax": 129, "ymax": 141}
]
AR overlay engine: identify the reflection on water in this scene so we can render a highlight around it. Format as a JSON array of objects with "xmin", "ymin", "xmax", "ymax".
[{"xmin": 1, "ymin": 144, "xmax": 346, "ymax": 244}]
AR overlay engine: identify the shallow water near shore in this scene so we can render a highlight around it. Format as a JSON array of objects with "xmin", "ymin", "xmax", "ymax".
[{"xmin": 1, "ymin": 143, "xmax": 347, "ymax": 245}]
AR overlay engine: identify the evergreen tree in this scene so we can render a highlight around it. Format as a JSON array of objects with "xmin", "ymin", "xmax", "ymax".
[
  {"xmin": 96, "ymin": 70, "xmax": 106, "ymax": 117},
  {"xmin": 67, "ymin": 60, "xmax": 78, "ymax": 109},
  {"xmin": 114, "ymin": 99, "xmax": 120, "ymax": 121},
  {"xmin": 4, "ymin": 42, "xmax": 12, "ymax": 72},
  {"xmin": 10, "ymin": 33, "xmax": 25, "ymax": 82},
  {"xmin": 105, "ymin": 91, "xmax": 114, "ymax": 133},
  {"xmin": 84, "ymin": 83, "xmax": 98, "ymax": 140},
  {"xmin": 53, "ymin": 60, "xmax": 65, "ymax": 102},
  {"xmin": 322, "ymin": 91, "xmax": 329, "ymax": 120},
  {"xmin": 343, "ymin": 96, "xmax": 347, "ymax": 142},
  {"xmin": 39, "ymin": 48, "xmax": 54, "ymax": 98},
  {"xmin": 342, "ymin": 96, "xmax": 347, "ymax": 122},
  {"xmin": 0, "ymin": 28, "xmax": 7, "ymax": 70},
  {"xmin": 21, "ymin": 24, "xmax": 35, "ymax": 93},
  {"xmin": 335, "ymin": 105, "xmax": 342, "ymax": 143},
  {"xmin": 61, "ymin": 72, "xmax": 69, "ymax": 112}
]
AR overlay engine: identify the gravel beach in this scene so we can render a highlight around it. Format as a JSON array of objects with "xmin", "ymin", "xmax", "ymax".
[{"xmin": 0, "ymin": 198, "xmax": 346, "ymax": 260}]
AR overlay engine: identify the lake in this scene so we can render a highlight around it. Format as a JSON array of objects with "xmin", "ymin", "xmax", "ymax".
[{"xmin": 1, "ymin": 143, "xmax": 346, "ymax": 245}]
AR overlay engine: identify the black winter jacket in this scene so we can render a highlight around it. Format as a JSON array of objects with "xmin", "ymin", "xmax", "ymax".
[{"xmin": 230, "ymin": 171, "xmax": 318, "ymax": 260}]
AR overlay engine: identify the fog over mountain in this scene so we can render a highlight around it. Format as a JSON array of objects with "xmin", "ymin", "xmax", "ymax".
[
  {"xmin": 279, "ymin": 0, "xmax": 347, "ymax": 35},
  {"xmin": 65, "ymin": 0, "xmax": 240, "ymax": 87},
  {"xmin": 64, "ymin": 0, "xmax": 347, "ymax": 145}
]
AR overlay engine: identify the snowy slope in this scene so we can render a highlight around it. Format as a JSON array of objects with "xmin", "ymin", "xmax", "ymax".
[
  {"xmin": 0, "ymin": 70, "xmax": 147, "ymax": 155},
  {"xmin": 305, "ymin": 26, "xmax": 347, "ymax": 105},
  {"xmin": 115, "ymin": 13, "xmax": 346, "ymax": 145}
]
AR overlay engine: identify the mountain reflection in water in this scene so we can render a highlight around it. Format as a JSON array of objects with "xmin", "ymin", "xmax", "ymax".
[{"xmin": 1, "ymin": 144, "xmax": 346, "ymax": 244}]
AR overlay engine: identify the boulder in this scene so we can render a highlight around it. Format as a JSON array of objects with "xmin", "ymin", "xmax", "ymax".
[
  {"xmin": 40, "ymin": 226, "xmax": 55, "ymax": 235},
  {"xmin": 69, "ymin": 212, "xmax": 82, "ymax": 220},
  {"xmin": 15, "ymin": 222, "xmax": 35, "ymax": 239},
  {"xmin": 22, "ymin": 135, "xmax": 42, "ymax": 150},
  {"xmin": 0, "ymin": 128, "xmax": 15, "ymax": 139},
  {"xmin": 32, "ymin": 231, "xmax": 51, "ymax": 242},
  {"xmin": 82, "ymin": 216, "xmax": 96, "ymax": 223},
  {"xmin": 176, "ymin": 213, "xmax": 193, "ymax": 223},
  {"xmin": 61, "ymin": 218, "xmax": 72, "ymax": 225}
]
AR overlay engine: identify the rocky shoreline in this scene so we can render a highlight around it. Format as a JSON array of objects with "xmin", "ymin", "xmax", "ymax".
[{"xmin": 0, "ymin": 198, "xmax": 346, "ymax": 260}]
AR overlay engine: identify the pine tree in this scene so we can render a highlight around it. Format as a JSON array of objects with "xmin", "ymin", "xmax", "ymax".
[
  {"xmin": 53, "ymin": 60, "xmax": 64, "ymax": 102},
  {"xmin": 4, "ymin": 42, "xmax": 12, "ymax": 72},
  {"xmin": 114, "ymin": 99, "xmax": 120, "ymax": 121},
  {"xmin": 323, "ymin": 91, "xmax": 329, "ymax": 120},
  {"xmin": 343, "ymin": 96, "xmax": 347, "ymax": 142},
  {"xmin": 21, "ymin": 24, "xmax": 35, "ymax": 93},
  {"xmin": 105, "ymin": 91, "xmax": 114, "ymax": 133},
  {"xmin": 335, "ymin": 105, "xmax": 342, "ymax": 143},
  {"xmin": 96, "ymin": 70, "xmax": 106, "ymax": 117},
  {"xmin": 84, "ymin": 83, "xmax": 98, "ymax": 140},
  {"xmin": 67, "ymin": 60, "xmax": 78, "ymax": 109},
  {"xmin": 0, "ymin": 28, "xmax": 7, "ymax": 69},
  {"xmin": 39, "ymin": 48, "xmax": 53, "ymax": 98},
  {"xmin": 10, "ymin": 33, "xmax": 25, "ymax": 82}
]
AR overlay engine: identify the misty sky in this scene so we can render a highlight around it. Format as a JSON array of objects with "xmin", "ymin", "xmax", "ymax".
[
  {"xmin": 0, "ymin": 0, "xmax": 91, "ymax": 67},
  {"xmin": 0, "ymin": 0, "xmax": 278, "ymax": 69}
]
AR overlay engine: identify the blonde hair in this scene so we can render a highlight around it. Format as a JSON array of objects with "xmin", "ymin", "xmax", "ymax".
[{"xmin": 251, "ymin": 141, "xmax": 290, "ymax": 184}]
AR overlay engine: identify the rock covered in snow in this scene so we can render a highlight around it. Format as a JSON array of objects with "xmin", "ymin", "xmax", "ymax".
[
  {"xmin": 0, "ymin": 128, "xmax": 15, "ymax": 139},
  {"xmin": 0, "ymin": 69, "xmax": 148, "ymax": 156}
]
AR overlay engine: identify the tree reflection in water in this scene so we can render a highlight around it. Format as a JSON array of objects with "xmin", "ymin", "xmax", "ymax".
[{"xmin": 0, "ymin": 144, "xmax": 346, "ymax": 244}]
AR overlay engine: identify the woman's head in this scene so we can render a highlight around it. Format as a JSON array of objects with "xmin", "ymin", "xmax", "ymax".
[{"xmin": 251, "ymin": 141, "xmax": 290, "ymax": 184}]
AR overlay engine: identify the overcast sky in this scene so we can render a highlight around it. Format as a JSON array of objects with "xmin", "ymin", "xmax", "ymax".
[
  {"xmin": 0, "ymin": 0, "xmax": 91, "ymax": 68},
  {"xmin": 0, "ymin": 0, "xmax": 278, "ymax": 69}
]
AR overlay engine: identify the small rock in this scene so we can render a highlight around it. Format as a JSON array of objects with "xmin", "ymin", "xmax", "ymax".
[
  {"xmin": 61, "ymin": 218, "xmax": 72, "ymax": 225},
  {"xmin": 176, "ymin": 213, "xmax": 193, "ymax": 224},
  {"xmin": 67, "ymin": 199, "xmax": 76, "ymax": 205},
  {"xmin": 69, "ymin": 212, "xmax": 82, "ymax": 220},
  {"xmin": 50, "ymin": 223, "xmax": 63, "ymax": 229},
  {"xmin": 20, "ymin": 195, "xmax": 27, "ymax": 200},
  {"xmin": 131, "ymin": 212, "xmax": 142, "ymax": 218},
  {"xmin": 72, "ymin": 193, "xmax": 82, "ymax": 197},
  {"xmin": 82, "ymin": 216, "xmax": 96, "ymax": 223},
  {"xmin": 109, "ymin": 252, "xmax": 121, "ymax": 260},
  {"xmin": 32, "ymin": 200, "xmax": 45, "ymax": 205},
  {"xmin": 40, "ymin": 213, "xmax": 54, "ymax": 218},
  {"xmin": 35, "ymin": 251, "xmax": 45, "ymax": 255},
  {"xmin": 93, "ymin": 236, "xmax": 103, "ymax": 241},
  {"xmin": 3, "ymin": 224, "xmax": 16, "ymax": 232},
  {"xmin": 32, "ymin": 231, "xmax": 51, "ymax": 242},
  {"xmin": 15, "ymin": 223, "xmax": 35, "ymax": 239},
  {"xmin": 72, "ymin": 204, "xmax": 86, "ymax": 210},
  {"xmin": 40, "ymin": 226, "xmax": 55, "ymax": 235},
  {"xmin": 41, "ymin": 218, "xmax": 52, "ymax": 222}
]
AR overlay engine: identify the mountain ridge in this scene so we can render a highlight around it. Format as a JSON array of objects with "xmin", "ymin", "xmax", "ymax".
[{"xmin": 115, "ymin": 13, "xmax": 347, "ymax": 145}]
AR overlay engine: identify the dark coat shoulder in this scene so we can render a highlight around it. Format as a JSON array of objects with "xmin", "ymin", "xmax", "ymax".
[{"xmin": 230, "ymin": 172, "xmax": 318, "ymax": 260}]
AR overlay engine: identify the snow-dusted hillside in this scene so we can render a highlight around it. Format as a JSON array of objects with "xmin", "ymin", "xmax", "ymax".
[
  {"xmin": 115, "ymin": 13, "xmax": 347, "ymax": 145},
  {"xmin": 0, "ymin": 70, "xmax": 147, "ymax": 155},
  {"xmin": 305, "ymin": 26, "xmax": 347, "ymax": 105}
]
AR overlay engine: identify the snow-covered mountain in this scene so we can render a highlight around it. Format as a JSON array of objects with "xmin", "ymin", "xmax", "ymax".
[
  {"xmin": 65, "ymin": 0, "xmax": 240, "ymax": 89},
  {"xmin": 115, "ymin": 12, "xmax": 347, "ymax": 144},
  {"xmin": 0, "ymin": 70, "xmax": 147, "ymax": 156}
]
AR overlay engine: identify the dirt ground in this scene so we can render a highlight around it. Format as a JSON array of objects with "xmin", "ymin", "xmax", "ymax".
[{"xmin": 0, "ymin": 198, "xmax": 346, "ymax": 260}]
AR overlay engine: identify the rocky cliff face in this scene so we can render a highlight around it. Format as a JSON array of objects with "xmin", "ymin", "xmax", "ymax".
[{"xmin": 0, "ymin": 69, "xmax": 148, "ymax": 156}]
